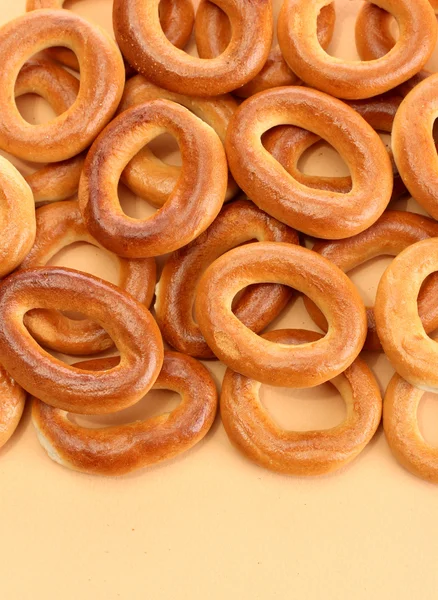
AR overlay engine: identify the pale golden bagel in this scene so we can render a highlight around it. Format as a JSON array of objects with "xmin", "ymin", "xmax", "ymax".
[
  {"xmin": 226, "ymin": 87, "xmax": 393, "ymax": 239},
  {"xmin": 392, "ymin": 74, "xmax": 438, "ymax": 219},
  {"xmin": 278, "ymin": 0, "xmax": 437, "ymax": 99},
  {"xmin": 195, "ymin": 242, "xmax": 367, "ymax": 387},
  {"xmin": 0, "ymin": 155, "xmax": 36, "ymax": 278},
  {"xmin": 221, "ymin": 329, "xmax": 382, "ymax": 475},
  {"xmin": 263, "ymin": 93, "xmax": 407, "ymax": 202},
  {"xmin": 0, "ymin": 366, "xmax": 26, "ymax": 451},
  {"xmin": 355, "ymin": 0, "xmax": 438, "ymax": 96},
  {"xmin": 375, "ymin": 238, "xmax": 438, "ymax": 393},
  {"xmin": 384, "ymin": 372, "xmax": 438, "ymax": 484},
  {"xmin": 304, "ymin": 211, "xmax": 438, "ymax": 351}
]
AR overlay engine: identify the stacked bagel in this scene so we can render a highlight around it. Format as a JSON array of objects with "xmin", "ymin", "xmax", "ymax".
[{"xmin": 0, "ymin": 0, "xmax": 437, "ymax": 482}]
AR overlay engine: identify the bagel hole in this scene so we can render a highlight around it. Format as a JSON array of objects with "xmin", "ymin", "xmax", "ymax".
[
  {"xmin": 147, "ymin": 134, "xmax": 182, "ymax": 167},
  {"xmin": 47, "ymin": 241, "xmax": 119, "ymax": 320},
  {"xmin": 417, "ymin": 392, "xmax": 438, "ymax": 447},
  {"xmin": 347, "ymin": 255, "xmax": 393, "ymax": 306},
  {"xmin": 15, "ymin": 93, "xmax": 58, "ymax": 126},
  {"xmin": 266, "ymin": 295, "xmax": 322, "ymax": 332},
  {"xmin": 118, "ymin": 182, "xmax": 160, "ymax": 219},
  {"xmin": 297, "ymin": 140, "xmax": 351, "ymax": 184},
  {"xmin": 63, "ymin": 0, "xmax": 114, "ymax": 37},
  {"xmin": 378, "ymin": 132, "xmax": 392, "ymax": 152},
  {"xmin": 325, "ymin": 1, "xmax": 364, "ymax": 60},
  {"xmin": 68, "ymin": 389, "xmax": 181, "ymax": 428},
  {"xmin": 259, "ymin": 381, "xmax": 346, "ymax": 431}
]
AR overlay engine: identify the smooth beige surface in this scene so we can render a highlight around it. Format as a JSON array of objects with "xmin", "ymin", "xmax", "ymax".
[{"xmin": 1, "ymin": 1, "xmax": 438, "ymax": 599}]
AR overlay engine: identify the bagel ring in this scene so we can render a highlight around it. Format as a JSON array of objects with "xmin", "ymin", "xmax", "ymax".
[
  {"xmin": 195, "ymin": 1, "xmax": 335, "ymax": 97},
  {"xmin": 392, "ymin": 74, "xmax": 438, "ymax": 219},
  {"xmin": 0, "ymin": 156, "xmax": 36, "ymax": 278},
  {"xmin": 0, "ymin": 9, "xmax": 125, "ymax": 162},
  {"xmin": 304, "ymin": 211, "xmax": 438, "ymax": 351},
  {"xmin": 113, "ymin": 0, "xmax": 273, "ymax": 96},
  {"xmin": 0, "ymin": 267, "xmax": 164, "ymax": 414},
  {"xmin": 355, "ymin": 1, "xmax": 438, "ymax": 96},
  {"xmin": 79, "ymin": 99, "xmax": 227, "ymax": 258},
  {"xmin": 32, "ymin": 352, "xmax": 218, "ymax": 476},
  {"xmin": 15, "ymin": 58, "xmax": 85, "ymax": 203},
  {"xmin": 384, "ymin": 372, "xmax": 438, "ymax": 484},
  {"xmin": 20, "ymin": 201, "xmax": 156, "ymax": 356},
  {"xmin": 0, "ymin": 366, "xmax": 26, "ymax": 451},
  {"xmin": 375, "ymin": 237, "xmax": 438, "ymax": 393},
  {"xmin": 155, "ymin": 198, "xmax": 299, "ymax": 358},
  {"xmin": 118, "ymin": 76, "xmax": 239, "ymax": 206},
  {"xmin": 226, "ymin": 87, "xmax": 392, "ymax": 239},
  {"xmin": 221, "ymin": 329, "xmax": 382, "ymax": 475},
  {"xmin": 195, "ymin": 242, "xmax": 367, "ymax": 387},
  {"xmin": 263, "ymin": 93, "xmax": 407, "ymax": 202},
  {"xmin": 26, "ymin": 0, "xmax": 194, "ymax": 74},
  {"xmin": 278, "ymin": 0, "xmax": 437, "ymax": 99}
]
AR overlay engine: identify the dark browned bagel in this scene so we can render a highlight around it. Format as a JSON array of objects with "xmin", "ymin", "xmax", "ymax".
[
  {"xmin": 113, "ymin": 0, "xmax": 273, "ymax": 96},
  {"xmin": 195, "ymin": 1, "xmax": 335, "ymax": 97},
  {"xmin": 0, "ymin": 267, "xmax": 164, "ymax": 414},
  {"xmin": 79, "ymin": 99, "xmax": 227, "ymax": 258},
  {"xmin": 32, "ymin": 352, "xmax": 218, "ymax": 476},
  {"xmin": 20, "ymin": 201, "xmax": 156, "ymax": 356},
  {"xmin": 0, "ymin": 10, "xmax": 125, "ymax": 162}
]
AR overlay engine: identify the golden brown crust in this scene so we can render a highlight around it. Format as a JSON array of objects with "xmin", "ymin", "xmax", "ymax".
[
  {"xmin": 0, "ymin": 366, "xmax": 26, "ymax": 451},
  {"xmin": 79, "ymin": 99, "xmax": 227, "ymax": 258},
  {"xmin": 355, "ymin": 2, "xmax": 433, "ymax": 97},
  {"xmin": 384, "ymin": 373, "xmax": 438, "ymax": 483},
  {"xmin": 20, "ymin": 201, "xmax": 156, "ymax": 356},
  {"xmin": 0, "ymin": 156, "xmax": 36, "ymax": 278},
  {"xmin": 263, "ymin": 93, "xmax": 407, "ymax": 201},
  {"xmin": 304, "ymin": 211, "xmax": 438, "ymax": 351},
  {"xmin": 375, "ymin": 238, "xmax": 438, "ymax": 392},
  {"xmin": 0, "ymin": 267, "xmax": 164, "ymax": 414},
  {"xmin": 118, "ymin": 76, "xmax": 239, "ymax": 206},
  {"xmin": 226, "ymin": 87, "xmax": 393, "ymax": 239},
  {"xmin": 155, "ymin": 198, "xmax": 299, "ymax": 359},
  {"xmin": 113, "ymin": 0, "xmax": 273, "ymax": 96},
  {"xmin": 0, "ymin": 9, "xmax": 125, "ymax": 162},
  {"xmin": 195, "ymin": 1, "xmax": 335, "ymax": 97},
  {"xmin": 32, "ymin": 352, "xmax": 218, "ymax": 476},
  {"xmin": 195, "ymin": 242, "xmax": 367, "ymax": 387},
  {"xmin": 26, "ymin": 0, "xmax": 193, "ymax": 73},
  {"xmin": 278, "ymin": 0, "xmax": 437, "ymax": 99},
  {"xmin": 13, "ymin": 58, "xmax": 85, "ymax": 203},
  {"xmin": 221, "ymin": 329, "xmax": 382, "ymax": 475},
  {"xmin": 392, "ymin": 75, "xmax": 438, "ymax": 219}
]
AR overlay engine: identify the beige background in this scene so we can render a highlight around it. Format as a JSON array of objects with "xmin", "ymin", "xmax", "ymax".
[{"xmin": 1, "ymin": 1, "xmax": 438, "ymax": 598}]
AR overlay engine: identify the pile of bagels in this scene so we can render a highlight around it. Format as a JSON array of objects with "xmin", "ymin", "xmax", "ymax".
[{"xmin": 0, "ymin": 0, "xmax": 437, "ymax": 482}]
